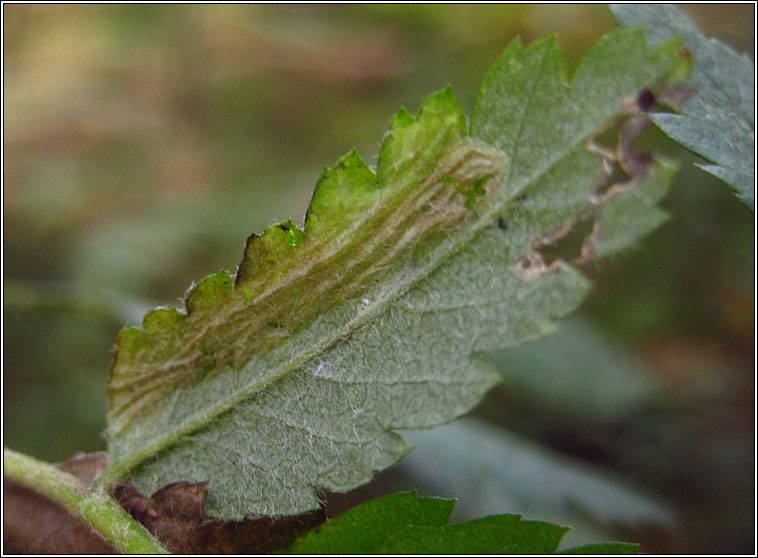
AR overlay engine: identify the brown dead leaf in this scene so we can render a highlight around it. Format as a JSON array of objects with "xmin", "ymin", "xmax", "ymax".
[{"xmin": 113, "ymin": 481, "xmax": 325, "ymax": 554}]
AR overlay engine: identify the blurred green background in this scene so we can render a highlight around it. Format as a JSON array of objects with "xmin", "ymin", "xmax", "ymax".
[{"xmin": 3, "ymin": 4, "xmax": 754, "ymax": 554}]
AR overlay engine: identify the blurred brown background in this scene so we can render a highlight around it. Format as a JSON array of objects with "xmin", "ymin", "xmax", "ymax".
[{"xmin": 3, "ymin": 4, "xmax": 754, "ymax": 554}]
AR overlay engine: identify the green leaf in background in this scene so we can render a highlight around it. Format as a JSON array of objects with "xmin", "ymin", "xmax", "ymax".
[
  {"xmin": 401, "ymin": 417, "xmax": 673, "ymax": 536},
  {"xmin": 99, "ymin": 29, "xmax": 685, "ymax": 518},
  {"xmin": 488, "ymin": 317, "xmax": 658, "ymax": 420},
  {"xmin": 611, "ymin": 4, "xmax": 755, "ymax": 209},
  {"xmin": 286, "ymin": 491, "xmax": 638, "ymax": 554}
]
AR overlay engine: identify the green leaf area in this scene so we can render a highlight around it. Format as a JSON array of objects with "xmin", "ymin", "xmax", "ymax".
[
  {"xmin": 612, "ymin": 4, "xmax": 755, "ymax": 209},
  {"xmin": 101, "ymin": 29, "xmax": 685, "ymax": 518},
  {"xmin": 286, "ymin": 492, "xmax": 639, "ymax": 554}
]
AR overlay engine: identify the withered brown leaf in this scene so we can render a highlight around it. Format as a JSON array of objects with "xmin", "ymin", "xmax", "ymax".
[{"xmin": 113, "ymin": 481, "xmax": 325, "ymax": 554}]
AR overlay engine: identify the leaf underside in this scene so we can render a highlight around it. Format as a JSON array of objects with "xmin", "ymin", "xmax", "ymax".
[
  {"xmin": 612, "ymin": 4, "xmax": 755, "ymax": 208},
  {"xmin": 285, "ymin": 491, "xmax": 640, "ymax": 554},
  {"xmin": 104, "ymin": 29, "xmax": 684, "ymax": 518}
]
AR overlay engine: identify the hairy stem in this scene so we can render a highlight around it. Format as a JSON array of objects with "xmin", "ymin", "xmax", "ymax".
[{"xmin": 3, "ymin": 448, "xmax": 169, "ymax": 554}]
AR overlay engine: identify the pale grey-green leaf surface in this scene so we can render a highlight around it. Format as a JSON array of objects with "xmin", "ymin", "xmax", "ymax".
[
  {"xmin": 100, "ymin": 30, "xmax": 684, "ymax": 518},
  {"xmin": 489, "ymin": 317, "xmax": 658, "ymax": 420},
  {"xmin": 401, "ymin": 418, "xmax": 674, "ymax": 534},
  {"xmin": 612, "ymin": 4, "xmax": 755, "ymax": 208}
]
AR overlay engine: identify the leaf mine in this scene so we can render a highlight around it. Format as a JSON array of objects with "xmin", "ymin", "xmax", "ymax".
[{"xmin": 104, "ymin": 29, "xmax": 687, "ymax": 518}]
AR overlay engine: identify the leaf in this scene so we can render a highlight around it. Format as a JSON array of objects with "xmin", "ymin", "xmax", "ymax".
[
  {"xmin": 489, "ymin": 317, "xmax": 658, "ymax": 419},
  {"xmin": 101, "ymin": 29, "xmax": 685, "ymax": 518},
  {"xmin": 400, "ymin": 418, "xmax": 674, "ymax": 530},
  {"xmin": 113, "ymin": 481, "xmax": 324, "ymax": 554},
  {"xmin": 2, "ymin": 450, "xmax": 323, "ymax": 554},
  {"xmin": 286, "ymin": 491, "xmax": 637, "ymax": 554},
  {"xmin": 611, "ymin": 4, "xmax": 755, "ymax": 209}
]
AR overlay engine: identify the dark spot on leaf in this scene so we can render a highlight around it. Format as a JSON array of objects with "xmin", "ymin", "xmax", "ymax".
[
  {"xmin": 497, "ymin": 217, "xmax": 506, "ymax": 231},
  {"xmin": 637, "ymin": 88, "xmax": 655, "ymax": 112}
]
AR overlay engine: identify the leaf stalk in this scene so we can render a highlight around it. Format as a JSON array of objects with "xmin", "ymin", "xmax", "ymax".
[{"xmin": 3, "ymin": 448, "xmax": 169, "ymax": 554}]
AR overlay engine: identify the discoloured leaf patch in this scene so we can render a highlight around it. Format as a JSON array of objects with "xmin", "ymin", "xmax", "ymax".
[{"xmin": 113, "ymin": 481, "xmax": 325, "ymax": 554}]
